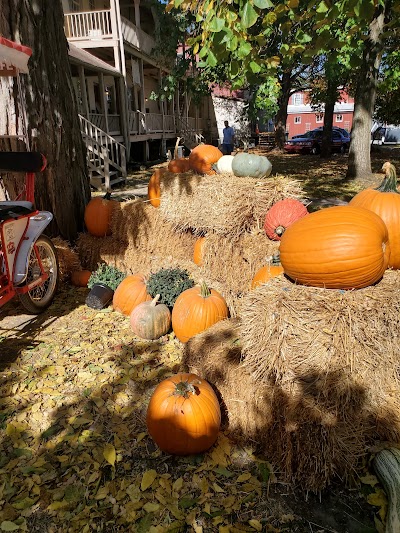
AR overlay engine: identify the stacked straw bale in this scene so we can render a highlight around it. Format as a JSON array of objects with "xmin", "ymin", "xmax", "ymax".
[
  {"xmin": 52, "ymin": 237, "xmax": 82, "ymax": 282},
  {"xmin": 76, "ymin": 199, "xmax": 197, "ymax": 275},
  {"xmin": 158, "ymin": 171, "xmax": 305, "ymax": 236},
  {"xmin": 183, "ymin": 272, "xmax": 400, "ymax": 491}
]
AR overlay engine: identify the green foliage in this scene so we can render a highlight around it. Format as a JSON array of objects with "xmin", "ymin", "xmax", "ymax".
[
  {"xmin": 87, "ymin": 264, "xmax": 126, "ymax": 292},
  {"xmin": 375, "ymin": 49, "xmax": 400, "ymax": 125},
  {"xmin": 146, "ymin": 268, "xmax": 194, "ymax": 308}
]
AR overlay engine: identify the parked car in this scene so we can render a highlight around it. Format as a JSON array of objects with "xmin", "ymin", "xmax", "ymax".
[{"xmin": 285, "ymin": 128, "xmax": 351, "ymax": 154}]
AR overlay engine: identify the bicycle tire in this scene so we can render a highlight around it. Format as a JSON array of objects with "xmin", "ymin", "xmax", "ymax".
[{"xmin": 19, "ymin": 235, "xmax": 59, "ymax": 314}]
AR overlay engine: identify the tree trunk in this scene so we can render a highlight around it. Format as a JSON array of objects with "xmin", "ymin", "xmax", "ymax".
[
  {"xmin": 346, "ymin": 6, "xmax": 387, "ymax": 179},
  {"xmin": 0, "ymin": 0, "xmax": 90, "ymax": 241},
  {"xmin": 320, "ymin": 77, "xmax": 336, "ymax": 158},
  {"xmin": 274, "ymin": 70, "xmax": 291, "ymax": 150}
]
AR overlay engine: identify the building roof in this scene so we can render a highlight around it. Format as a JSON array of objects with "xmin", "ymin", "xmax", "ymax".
[
  {"xmin": 68, "ymin": 43, "xmax": 121, "ymax": 76},
  {"xmin": 287, "ymin": 102, "xmax": 354, "ymax": 114}
]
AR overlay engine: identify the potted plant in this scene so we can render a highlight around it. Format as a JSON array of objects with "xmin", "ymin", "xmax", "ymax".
[{"xmin": 86, "ymin": 263, "xmax": 126, "ymax": 309}]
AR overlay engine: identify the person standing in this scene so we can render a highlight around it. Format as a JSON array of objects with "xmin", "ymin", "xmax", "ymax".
[{"xmin": 222, "ymin": 120, "xmax": 235, "ymax": 155}]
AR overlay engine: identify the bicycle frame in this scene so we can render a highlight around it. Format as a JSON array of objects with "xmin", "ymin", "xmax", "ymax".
[{"xmin": 0, "ymin": 153, "xmax": 53, "ymax": 308}]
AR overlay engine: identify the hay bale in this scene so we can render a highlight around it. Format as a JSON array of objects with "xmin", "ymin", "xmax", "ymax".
[
  {"xmin": 235, "ymin": 271, "xmax": 400, "ymax": 489},
  {"xmin": 201, "ymin": 231, "xmax": 280, "ymax": 294},
  {"xmin": 158, "ymin": 171, "xmax": 305, "ymax": 237},
  {"xmin": 182, "ymin": 317, "xmax": 400, "ymax": 491},
  {"xmin": 52, "ymin": 237, "xmax": 82, "ymax": 281}
]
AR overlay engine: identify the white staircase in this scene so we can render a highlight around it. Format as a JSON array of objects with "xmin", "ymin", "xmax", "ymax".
[{"xmin": 79, "ymin": 114, "xmax": 127, "ymax": 190}]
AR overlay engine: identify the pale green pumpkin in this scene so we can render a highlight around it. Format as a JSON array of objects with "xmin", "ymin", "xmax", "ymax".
[{"xmin": 232, "ymin": 152, "xmax": 272, "ymax": 178}]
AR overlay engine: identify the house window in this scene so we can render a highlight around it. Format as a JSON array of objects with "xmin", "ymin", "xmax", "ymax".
[
  {"xmin": 316, "ymin": 114, "xmax": 323, "ymax": 123},
  {"xmin": 89, "ymin": 0, "xmax": 95, "ymax": 9},
  {"xmin": 293, "ymin": 93, "xmax": 303, "ymax": 105},
  {"xmin": 344, "ymin": 121, "xmax": 350, "ymax": 131},
  {"xmin": 294, "ymin": 116, "xmax": 301, "ymax": 124},
  {"xmin": 305, "ymin": 123, "xmax": 311, "ymax": 131},
  {"xmin": 336, "ymin": 114, "xmax": 343, "ymax": 122}
]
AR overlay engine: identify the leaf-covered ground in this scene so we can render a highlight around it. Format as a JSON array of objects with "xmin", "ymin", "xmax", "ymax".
[{"xmin": 1, "ymin": 148, "xmax": 399, "ymax": 532}]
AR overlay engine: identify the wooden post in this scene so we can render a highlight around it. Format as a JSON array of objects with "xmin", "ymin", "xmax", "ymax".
[{"xmin": 79, "ymin": 65, "xmax": 90, "ymax": 119}]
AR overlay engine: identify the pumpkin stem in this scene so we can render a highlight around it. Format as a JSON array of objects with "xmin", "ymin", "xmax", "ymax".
[
  {"xmin": 375, "ymin": 162, "xmax": 398, "ymax": 193},
  {"xmin": 275, "ymin": 225, "xmax": 285, "ymax": 237},
  {"xmin": 173, "ymin": 380, "xmax": 198, "ymax": 398},
  {"xmin": 151, "ymin": 294, "xmax": 161, "ymax": 306},
  {"xmin": 199, "ymin": 280, "xmax": 211, "ymax": 298},
  {"xmin": 103, "ymin": 189, "xmax": 112, "ymax": 201},
  {"xmin": 173, "ymin": 137, "xmax": 181, "ymax": 160}
]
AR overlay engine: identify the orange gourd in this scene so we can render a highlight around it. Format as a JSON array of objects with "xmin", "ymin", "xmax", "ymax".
[
  {"xmin": 189, "ymin": 144, "xmax": 223, "ymax": 175},
  {"xmin": 349, "ymin": 162, "xmax": 400, "ymax": 269},
  {"xmin": 84, "ymin": 191, "xmax": 117, "ymax": 237},
  {"xmin": 172, "ymin": 281, "xmax": 228, "ymax": 343},
  {"xmin": 168, "ymin": 158, "xmax": 190, "ymax": 173},
  {"xmin": 193, "ymin": 236, "xmax": 206, "ymax": 266},
  {"xmin": 264, "ymin": 198, "xmax": 308, "ymax": 241},
  {"xmin": 113, "ymin": 274, "xmax": 151, "ymax": 315},
  {"xmin": 148, "ymin": 168, "xmax": 167, "ymax": 208},
  {"xmin": 146, "ymin": 372, "xmax": 221, "ymax": 455},
  {"xmin": 71, "ymin": 270, "xmax": 92, "ymax": 287},
  {"xmin": 251, "ymin": 255, "xmax": 284, "ymax": 289},
  {"xmin": 279, "ymin": 205, "xmax": 390, "ymax": 290}
]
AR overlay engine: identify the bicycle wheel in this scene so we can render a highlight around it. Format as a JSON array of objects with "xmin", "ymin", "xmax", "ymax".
[{"xmin": 19, "ymin": 235, "xmax": 59, "ymax": 314}]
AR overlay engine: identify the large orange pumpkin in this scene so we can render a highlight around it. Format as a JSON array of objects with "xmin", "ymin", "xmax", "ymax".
[
  {"xmin": 193, "ymin": 236, "xmax": 206, "ymax": 266},
  {"xmin": 264, "ymin": 198, "xmax": 308, "ymax": 241},
  {"xmin": 189, "ymin": 144, "xmax": 223, "ymax": 175},
  {"xmin": 251, "ymin": 255, "xmax": 284, "ymax": 289},
  {"xmin": 113, "ymin": 274, "xmax": 151, "ymax": 315},
  {"xmin": 146, "ymin": 373, "xmax": 221, "ymax": 455},
  {"xmin": 84, "ymin": 191, "xmax": 117, "ymax": 237},
  {"xmin": 172, "ymin": 281, "xmax": 229, "ymax": 343},
  {"xmin": 148, "ymin": 168, "xmax": 167, "ymax": 208},
  {"xmin": 168, "ymin": 158, "xmax": 190, "ymax": 173},
  {"xmin": 349, "ymin": 162, "xmax": 400, "ymax": 269},
  {"xmin": 279, "ymin": 205, "xmax": 390, "ymax": 290}
]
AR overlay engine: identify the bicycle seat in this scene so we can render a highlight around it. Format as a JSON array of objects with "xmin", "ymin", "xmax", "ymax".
[
  {"xmin": 0, "ymin": 152, "xmax": 46, "ymax": 173},
  {"xmin": 0, "ymin": 203, "xmax": 35, "ymax": 221}
]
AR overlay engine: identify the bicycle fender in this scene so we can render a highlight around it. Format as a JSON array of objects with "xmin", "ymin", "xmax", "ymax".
[{"xmin": 14, "ymin": 211, "xmax": 53, "ymax": 285}]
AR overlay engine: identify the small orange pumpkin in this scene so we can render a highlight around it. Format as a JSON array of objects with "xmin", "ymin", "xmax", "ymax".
[
  {"xmin": 71, "ymin": 269, "xmax": 92, "ymax": 287},
  {"xmin": 113, "ymin": 274, "xmax": 151, "ymax": 315},
  {"xmin": 349, "ymin": 162, "xmax": 400, "ymax": 269},
  {"xmin": 172, "ymin": 281, "xmax": 228, "ymax": 343},
  {"xmin": 264, "ymin": 198, "xmax": 308, "ymax": 241},
  {"xmin": 168, "ymin": 158, "xmax": 190, "ymax": 173},
  {"xmin": 279, "ymin": 205, "xmax": 390, "ymax": 289},
  {"xmin": 189, "ymin": 144, "xmax": 223, "ymax": 175},
  {"xmin": 84, "ymin": 191, "xmax": 117, "ymax": 237},
  {"xmin": 251, "ymin": 255, "xmax": 284, "ymax": 289},
  {"xmin": 148, "ymin": 168, "xmax": 167, "ymax": 208},
  {"xmin": 146, "ymin": 372, "xmax": 221, "ymax": 455},
  {"xmin": 193, "ymin": 236, "xmax": 206, "ymax": 266}
]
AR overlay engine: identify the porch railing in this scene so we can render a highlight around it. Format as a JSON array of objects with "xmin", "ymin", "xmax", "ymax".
[
  {"xmin": 89, "ymin": 113, "xmax": 121, "ymax": 134},
  {"xmin": 121, "ymin": 17, "xmax": 155, "ymax": 56},
  {"xmin": 64, "ymin": 10, "xmax": 113, "ymax": 40},
  {"xmin": 128, "ymin": 111, "xmax": 176, "ymax": 135}
]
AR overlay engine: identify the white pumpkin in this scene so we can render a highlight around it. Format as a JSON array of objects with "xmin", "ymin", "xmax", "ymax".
[
  {"xmin": 232, "ymin": 153, "xmax": 272, "ymax": 178},
  {"xmin": 213, "ymin": 155, "xmax": 234, "ymax": 174}
]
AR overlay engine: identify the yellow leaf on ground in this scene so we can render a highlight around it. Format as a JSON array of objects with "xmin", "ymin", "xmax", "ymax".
[
  {"xmin": 103, "ymin": 443, "xmax": 116, "ymax": 466},
  {"xmin": 143, "ymin": 502, "xmax": 160, "ymax": 512},
  {"xmin": 249, "ymin": 519, "xmax": 263, "ymax": 531},
  {"xmin": 173, "ymin": 477, "xmax": 183, "ymax": 491},
  {"xmin": 141, "ymin": 469, "xmax": 158, "ymax": 491},
  {"xmin": 236, "ymin": 472, "xmax": 252, "ymax": 483}
]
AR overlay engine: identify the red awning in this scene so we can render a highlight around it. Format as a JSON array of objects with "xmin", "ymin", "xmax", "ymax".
[{"xmin": 0, "ymin": 36, "xmax": 32, "ymax": 76}]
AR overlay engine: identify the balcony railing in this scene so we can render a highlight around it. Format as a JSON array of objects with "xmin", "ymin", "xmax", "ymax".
[
  {"xmin": 89, "ymin": 113, "xmax": 121, "ymax": 134},
  {"xmin": 121, "ymin": 17, "xmax": 155, "ymax": 56},
  {"xmin": 64, "ymin": 10, "xmax": 114, "ymax": 40}
]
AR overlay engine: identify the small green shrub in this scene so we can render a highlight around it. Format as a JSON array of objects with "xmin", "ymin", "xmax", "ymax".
[
  {"xmin": 87, "ymin": 263, "xmax": 126, "ymax": 292},
  {"xmin": 146, "ymin": 268, "xmax": 194, "ymax": 308}
]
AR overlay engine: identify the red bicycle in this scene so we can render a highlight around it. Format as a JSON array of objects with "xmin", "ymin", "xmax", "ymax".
[{"xmin": 0, "ymin": 37, "xmax": 58, "ymax": 313}]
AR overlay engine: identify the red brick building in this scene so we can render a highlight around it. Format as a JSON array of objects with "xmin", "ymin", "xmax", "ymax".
[{"xmin": 286, "ymin": 90, "xmax": 354, "ymax": 138}]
